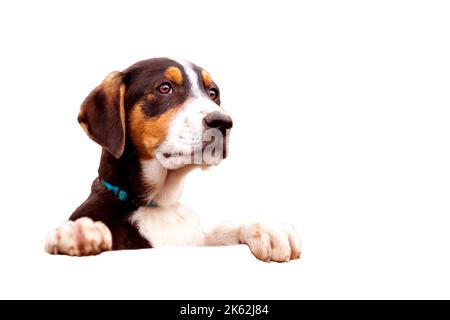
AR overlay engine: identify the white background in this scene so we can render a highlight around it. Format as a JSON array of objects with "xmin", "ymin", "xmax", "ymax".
[{"xmin": 0, "ymin": 0, "xmax": 449, "ymax": 299}]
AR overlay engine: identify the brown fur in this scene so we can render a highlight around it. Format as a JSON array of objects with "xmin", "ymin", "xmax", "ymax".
[
  {"xmin": 128, "ymin": 102, "xmax": 183, "ymax": 159},
  {"xmin": 164, "ymin": 66, "xmax": 183, "ymax": 85},
  {"xmin": 201, "ymin": 70, "xmax": 213, "ymax": 87},
  {"xmin": 78, "ymin": 71, "xmax": 127, "ymax": 158}
]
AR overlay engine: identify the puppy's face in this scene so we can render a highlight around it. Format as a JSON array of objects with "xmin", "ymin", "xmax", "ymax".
[{"xmin": 78, "ymin": 58, "xmax": 232, "ymax": 169}]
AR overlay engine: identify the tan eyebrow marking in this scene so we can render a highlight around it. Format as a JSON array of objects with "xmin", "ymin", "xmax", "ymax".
[
  {"xmin": 201, "ymin": 70, "xmax": 213, "ymax": 87},
  {"xmin": 164, "ymin": 66, "xmax": 183, "ymax": 85}
]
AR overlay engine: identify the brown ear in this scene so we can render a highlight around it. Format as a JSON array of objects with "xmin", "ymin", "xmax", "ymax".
[{"xmin": 78, "ymin": 71, "xmax": 126, "ymax": 158}]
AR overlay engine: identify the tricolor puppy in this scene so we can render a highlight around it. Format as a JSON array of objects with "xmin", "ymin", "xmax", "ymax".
[{"xmin": 45, "ymin": 58, "xmax": 302, "ymax": 262}]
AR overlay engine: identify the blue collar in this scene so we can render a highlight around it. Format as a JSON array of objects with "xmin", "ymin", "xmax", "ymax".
[{"xmin": 100, "ymin": 178, "xmax": 158, "ymax": 207}]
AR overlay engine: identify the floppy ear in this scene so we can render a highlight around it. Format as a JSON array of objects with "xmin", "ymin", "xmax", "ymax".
[{"xmin": 78, "ymin": 71, "xmax": 126, "ymax": 159}]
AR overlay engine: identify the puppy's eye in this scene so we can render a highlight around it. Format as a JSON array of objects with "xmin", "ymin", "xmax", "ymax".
[
  {"xmin": 158, "ymin": 82, "xmax": 172, "ymax": 94},
  {"xmin": 208, "ymin": 88, "xmax": 219, "ymax": 99}
]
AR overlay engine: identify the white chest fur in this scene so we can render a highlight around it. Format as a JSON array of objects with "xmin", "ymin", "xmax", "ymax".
[{"xmin": 130, "ymin": 204, "xmax": 205, "ymax": 247}]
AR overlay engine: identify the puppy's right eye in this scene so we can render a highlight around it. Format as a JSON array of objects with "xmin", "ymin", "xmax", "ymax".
[{"xmin": 158, "ymin": 82, "xmax": 172, "ymax": 94}]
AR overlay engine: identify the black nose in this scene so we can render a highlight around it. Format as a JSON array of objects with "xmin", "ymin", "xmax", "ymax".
[{"xmin": 203, "ymin": 112, "xmax": 233, "ymax": 131}]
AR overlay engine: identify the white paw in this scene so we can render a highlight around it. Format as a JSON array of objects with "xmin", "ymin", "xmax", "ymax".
[
  {"xmin": 239, "ymin": 223, "xmax": 302, "ymax": 263},
  {"xmin": 45, "ymin": 217, "xmax": 112, "ymax": 256}
]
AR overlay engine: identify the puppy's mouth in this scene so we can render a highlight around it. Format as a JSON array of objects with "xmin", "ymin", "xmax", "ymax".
[
  {"xmin": 160, "ymin": 140, "xmax": 228, "ymax": 160},
  {"xmin": 156, "ymin": 137, "xmax": 229, "ymax": 170},
  {"xmin": 164, "ymin": 129, "xmax": 229, "ymax": 157}
]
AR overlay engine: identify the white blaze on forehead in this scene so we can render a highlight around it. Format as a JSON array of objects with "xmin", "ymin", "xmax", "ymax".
[{"xmin": 171, "ymin": 58, "xmax": 203, "ymax": 97}]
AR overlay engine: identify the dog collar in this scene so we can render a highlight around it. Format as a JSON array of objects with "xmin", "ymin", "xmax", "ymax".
[{"xmin": 99, "ymin": 178, "xmax": 158, "ymax": 207}]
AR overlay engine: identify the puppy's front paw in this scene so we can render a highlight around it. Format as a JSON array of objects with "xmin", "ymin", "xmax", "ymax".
[
  {"xmin": 239, "ymin": 223, "xmax": 301, "ymax": 263},
  {"xmin": 45, "ymin": 217, "xmax": 112, "ymax": 256}
]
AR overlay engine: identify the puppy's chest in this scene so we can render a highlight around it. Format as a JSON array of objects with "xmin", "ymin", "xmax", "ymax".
[{"xmin": 129, "ymin": 204, "xmax": 205, "ymax": 247}]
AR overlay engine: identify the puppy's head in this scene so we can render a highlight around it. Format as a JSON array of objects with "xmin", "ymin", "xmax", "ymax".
[{"xmin": 78, "ymin": 58, "xmax": 232, "ymax": 169}]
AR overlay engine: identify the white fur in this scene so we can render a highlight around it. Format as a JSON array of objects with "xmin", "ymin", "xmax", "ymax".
[
  {"xmin": 140, "ymin": 159, "xmax": 194, "ymax": 206},
  {"xmin": 152, "ymin": 166, "xmax": 192, "ymax": 206},
  {"xmin": 132, "ymin": 160, "xmax": 205, "ymax": 247},
  {"xmin": 141, "ymin": 159, "xmax": 167, "ymax": 201},
  {"xmin": 172, "ymin": 58, "xmax": 202, "ymax": 97},
  {"xmin": 130, "ymin": 204, "xmax": 205, "ymax": 247}
]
